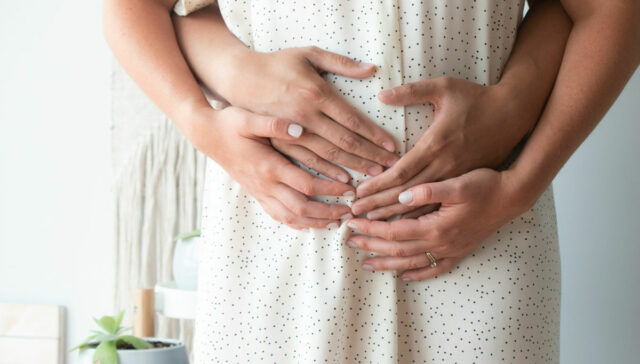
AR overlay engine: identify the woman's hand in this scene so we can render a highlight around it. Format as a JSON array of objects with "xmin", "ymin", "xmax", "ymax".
[
  {"xmin": 345, "ymin": 168, "xmax": 530, "ymax": 281},
  {"xmin": 188, "ymin": 39, "xmax": 400, "ymax": 179},
  {"xmin": 187, "ymin": 105, "xmax": 356, "ymax": 230},
  {"xmin": 351, "ymin": 77, "xmax": 536, "ymax": 219}
]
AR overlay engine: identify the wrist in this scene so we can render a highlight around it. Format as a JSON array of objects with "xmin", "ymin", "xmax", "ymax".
[
  {"xmin": 500, "ymin": 165, "xmax": 548, "ymax": 214},
  {"xmin": 172, "ymin": 96, "xmax": 218, "ymax": 146}
]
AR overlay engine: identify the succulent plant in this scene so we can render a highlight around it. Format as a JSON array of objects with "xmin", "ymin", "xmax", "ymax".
[{"xmin": 70, "ymin": 310, "xmax": 152, "ymax": 364}]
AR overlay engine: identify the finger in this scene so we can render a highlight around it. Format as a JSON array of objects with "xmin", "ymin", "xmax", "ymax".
[
  {"xmin": 355, "ymin": 161, "xmax": 439, "ymax": 212},
  {"xmin": 365, "ymin": 203, "xmax": 415, "ymax": 221},
  {"xmin": 346, "ymin": 218, "xmax": 424, "ymax": 241},
  {"xmin": 297, "ymin": 133, "xmax": 383, "ymax": 176},
  {"xmin": 377, "ymin": 77, "xmax": 446, "ymax": 107},
  {"xmin": 304, "ymin": 113, "xmax": 398, "ymax": 169},
  {"xmin": 361, "ymin": 253, "xmax": 432, "ymax": 272},
  {"xmin": 240, "ymin": 112, "xmax": 304, "ymax": 140},
  {"xmin": 356, "ymin": 141, "xmax": 435, "ymax": 197},
  {"xmin": 271, "ymin": 140, "xmax": 351, "ymax": 183},
  {"xmin": 304, "ymin": 46, "xmax": 378, "ymax": 79},
  {"xmin": 346, "ymin": 235, "xmax": 434, "ymax": 257},
  {"xmin": 400, "ymin": 203, "xmax": 440, "ymax": 219},
  {"xmin": 398, "ymin": 177, "xmax": 464, "ymax": 207},
  {"xmin": 351, "ymin": 185, "xmax": 403, "ymax": 216},
  {"xmin": 321, "ymin": 92, "xmax": 398, "ymax": 154},
  {"xmin": 276, "ymin": 161, "xmax": 356, "ymax": 197},
  {"xmin": 398, "ymin": 257, "xmax": 457, "ymax": 282},
  {"xmin": 273, "ymin": 183, "xmax": 353, "ymax": 220},
  {"xmin": 261, "ymin": 196, "xmax": 339, "ymax": 230}
]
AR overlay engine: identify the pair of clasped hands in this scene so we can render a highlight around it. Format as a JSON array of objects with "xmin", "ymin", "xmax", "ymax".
[{"xmin": 190, "ymin": 46, "xmax": 532, "ymax": 282}]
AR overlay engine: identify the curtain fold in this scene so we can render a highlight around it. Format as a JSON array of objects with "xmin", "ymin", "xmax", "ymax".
[{"xmin": 110, "ymin": 59, "xmax": 206, "ymax": 361}]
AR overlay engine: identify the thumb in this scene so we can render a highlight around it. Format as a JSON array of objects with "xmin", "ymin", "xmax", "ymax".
[
  {"xmin": 378, "ymin": 78, "xmax": 443, "ymax": 106},
  {"xmin": 304, "ymin": 46, "xmax": 377, "ymax": 78},
  {"xmin": 398, "ymin": 178, "xmax": 462, "ymax": 207},
  {"xmin": 241, "ymin": 113, "xmax": 304, "ymax": 140}
]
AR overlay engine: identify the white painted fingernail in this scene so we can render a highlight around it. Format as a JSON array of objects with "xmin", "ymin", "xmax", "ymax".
[
  {"xmin": 327, "ymin": 222, "xmax": 338, "ymax": 230},
  {"xmin": 337, "ymin": 174, "xmax": 350, "ymax": 183},
  {"xmin": 398, "ymin": 190, "xmax": 413, "ymax": 204},
  {"xmin": 382, "ymin": 141, "xmax": 395, "ymax": 152},
  {"xmin": 401, "ymin": 277, "xmax": 411, "ymax": 282},
  {"xmin": 287, "ymin": 124, "xmax": 303, "ymax": 138},
  {"xmin": 340, "ymin": 213, "xmax": 353, "ymax": 220},
  {"xmin": 347, "ymin": 221, "xmax": 358, "ymax": 230},
  {"xmin": 346, "ymin": 241, "xmax": 357, "ymax": 248},
  {"xmin": 358, "ymin": 62, "xmax": 375, "ymax": 68},
  {"xmin": 343, "ymin": 190, "xmax": 355, "ymax": 197},
  {"xmin": 361, "ymin": 264, "xmax": 374, "ymax": 271}
]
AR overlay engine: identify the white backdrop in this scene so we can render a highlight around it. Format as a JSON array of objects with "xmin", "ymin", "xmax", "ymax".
[{"xmin": 0, "ymin": 1, "xmax": 638, "ymax": 363}]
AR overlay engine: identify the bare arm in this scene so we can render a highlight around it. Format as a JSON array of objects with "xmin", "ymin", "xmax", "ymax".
[
  {"xmin": 508, "ymin": 0, "xmax": 640, "ymax": 208},
  {"xmin": 102, "ymin": 0, "xmax": 209, "ymax": 138}
]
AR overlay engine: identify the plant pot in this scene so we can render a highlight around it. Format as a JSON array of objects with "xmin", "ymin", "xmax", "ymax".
[{"xmin": 77, "ymin": 338, "xmax": 188, "ymax": 364}]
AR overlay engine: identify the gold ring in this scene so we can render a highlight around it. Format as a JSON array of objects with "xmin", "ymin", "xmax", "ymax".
[{"xmin": 425, "ymin": 252, "xmax": 437, "ymax": 268}]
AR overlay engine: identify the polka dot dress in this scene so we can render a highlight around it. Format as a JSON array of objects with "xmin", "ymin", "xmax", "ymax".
[{"xmin": 194, "ymin": 0, "xmax": 561, "ymax": 362}]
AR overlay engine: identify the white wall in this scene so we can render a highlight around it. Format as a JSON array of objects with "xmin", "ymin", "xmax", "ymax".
[
  {"xmin": 0, "ymin": 2, "xmax": 638, "ymax": 364},
  {"xmin": 0, "ymin": 1, "xmax": 114, "ymax": 364},
  {"xmin": 554, "ymin": 69, "xmax": 640, "ymax": 364}
]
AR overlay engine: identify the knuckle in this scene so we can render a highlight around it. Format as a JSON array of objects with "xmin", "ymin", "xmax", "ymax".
[
  {"xmin": 298, "ymin": 84, "xmax": 326, "ymax": 104},
  {"xmin": 385, "ymin": 229, "xmax": 399, "ymax": 242},
  {"xmin": 342, "ymin": 114, "xmax": 361, "ymax": 130},
  {"xmin": 303, "ymin": 154, "xmax": 320, "ymax": 167},
  {"xmin": 393, "ymin": 167, "xmax": 411, "ymax": 182},
  {"xmin": 290, "ymin": 203, "xmax": 307, "ymax": 216},
  {"xmin": 405, "ymin": 83, "xmax": 418, "ymax": 98},
  {"xmin": 338, "ymin": 133, "xmax": 359, "ymax": 151},
  {"xmin": 333, "ymin": 53, "xmax": 352, "ymax": 67},
  {"xmin": 390, "ymin": 245, "xmax": 407, "ymax": 257},
  {"xmin": 325, "ymin": 146, "xmax": 341, "ymax": 161},
  {"xmin": 299, "ymin": 182, "xmax": 315, "ymax": 196}
]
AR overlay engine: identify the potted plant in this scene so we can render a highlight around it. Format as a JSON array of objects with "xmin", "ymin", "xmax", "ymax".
[{"xmin": 70, "ymin": 311, "xmax": 188, "ymax": 364}]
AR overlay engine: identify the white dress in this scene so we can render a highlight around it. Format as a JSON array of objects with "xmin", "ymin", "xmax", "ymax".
[{"xmin": 177, "ymin": 0, "xmax": 562, "ymax": 362}]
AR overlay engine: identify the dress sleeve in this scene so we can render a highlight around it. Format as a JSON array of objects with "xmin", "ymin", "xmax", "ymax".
[{"xmin": 173, "ymin": 0, "xmax": 216, "ymax": 16}]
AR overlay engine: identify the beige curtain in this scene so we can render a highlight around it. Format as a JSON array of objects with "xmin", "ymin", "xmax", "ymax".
[{"xmin": 109, "ymin": 59, "xmax": 207, "ymax": 360}]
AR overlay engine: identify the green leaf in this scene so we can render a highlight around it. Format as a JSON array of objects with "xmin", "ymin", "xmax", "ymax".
[
  {"xmin": 68, "ymin": 334, "xmax": 98, "ymax": 352},
  {"xmin": 93, "ymin": 341, "xmax": 118, "ymax": 364},
  {"xmin": 118, "ymin": 335, "xmax": 153, "ymax": 350},
  {"xmin": 93, "ymin": 315, "xmax": 117, "ymax": 334},
  {"xmin": 175, "ymin": 228, "xmax": 201, "ymax": 241},
  {"xmin": 114, "ymin": 310, "xmax": 125, "ymax": 328},
  {"xmin": 92, "ymin": 333, "xmax": 119, "ymax": 342},
  {"xmin": 115, "ymin": 326, "xmax": 132, "ymax": 335}
]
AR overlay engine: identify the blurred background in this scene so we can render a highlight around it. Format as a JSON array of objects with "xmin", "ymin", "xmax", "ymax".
[{"xmin": 0, "ymin": 1, "xmax": 638, "ymax": 363}]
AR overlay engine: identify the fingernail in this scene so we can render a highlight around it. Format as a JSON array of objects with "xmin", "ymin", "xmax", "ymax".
[
  {"xmin": 386, "ymin": 158, "xmax": 398, "ymax": 167},
  {"xmin": 367, "ymin": 211, "xmax": 381, "ymax": 220},
  {"xmin": 351, "ymin": 204, "xmax": 363, "ymax": 215},
  {"xmin": 382, "ymin": 141, "xmax": 395, "ymax": 152},
  {"xmin": 340, "ymin": 213, "xmax": 353, "ymax": 220},
  {"xmin": 287, "ymin": 124, "xmax": 303, "ymax": 138},
  {"xmin": 379, "ymin": 89, "xmax": 395, "ymax": 98},
  {"xmin": 337, "ymin": 174, "xmax": 350, "ymax": 183},
  {"xmin": 327, "ymin": 222, "xmax": 338, "ymax": 230},
  {"xmin": 401, "ymin": 277, "xmax": 411, "ymax": 282},
  {"xmin": 358, "ymin": 62, "xmax": 376, "ymax": 69},
  {"xmin": 367, "ymin": 165, "xmax": 383, "ymax": 176},
  {"xmin": 361, "ymin": 264, "xmax": 374, "ymax": 271},
  {"xmin": 343, "ymin": 190, "xmax": 355, "ymax": 197},
  {"xmin": 347, "ymin": 221, "xmax": 358, "ymax": 230},
  {"xmin": 398, "ymin": 190, "xmax": 413, "ymax": 204},
  {"xmin": 346, "ymin": 241, "xmax": 357, "ymax": 248}
]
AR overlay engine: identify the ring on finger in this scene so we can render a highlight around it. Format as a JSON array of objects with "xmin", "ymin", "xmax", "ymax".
[{"xmin": 425, "ymin": 252, "xmax": 437, "ymax": 268}]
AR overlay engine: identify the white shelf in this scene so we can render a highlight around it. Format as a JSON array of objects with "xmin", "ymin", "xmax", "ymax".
[{"xmin": 154, "ymin": 281, "xmax": 197, "ymax": 320}]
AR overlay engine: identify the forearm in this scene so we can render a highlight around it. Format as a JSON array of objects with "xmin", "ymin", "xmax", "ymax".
[
  {"xmin": 506, "ymin": 1, "xmax": 640, "ymax": 207},
  {"xmin": 172, "ymin": 5, "xmax": 249, "ymax": 97},
  {"xmin": 491, "ymin": 0, "xmax": 572, "ymax": 141},
  {"xmin": 102, "ymin": 0, "xmax": 211, "ymax": 138}
]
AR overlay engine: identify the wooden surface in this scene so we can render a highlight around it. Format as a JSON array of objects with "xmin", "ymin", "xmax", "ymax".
[
  {"xmin": 0, "ymin": 303, "xmax": 64, "ymax": 364},
  {"xmin": 133, "ymin": 288, "xmax": 155, "ymax": 337}
]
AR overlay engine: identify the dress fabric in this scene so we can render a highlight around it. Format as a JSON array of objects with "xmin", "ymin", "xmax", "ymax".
[{"xmin": 192, "ymin": 1, "xmax": 562, "ymax": 363}]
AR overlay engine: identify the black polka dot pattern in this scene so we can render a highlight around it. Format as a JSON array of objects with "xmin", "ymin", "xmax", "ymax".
[{"xmin": 195, "ymin": 1, "xmax": 561, "ymax": 362}]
